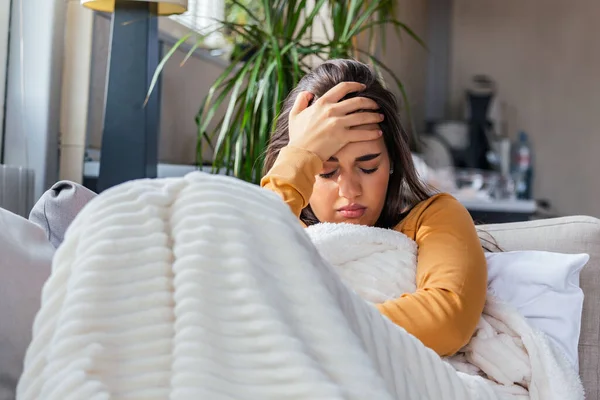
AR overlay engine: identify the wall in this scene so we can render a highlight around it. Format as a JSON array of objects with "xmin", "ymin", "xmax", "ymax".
[
  {"xmin": 156, "ymin": 41, "xmax": 227, "ymax": 165},
  {"xmin": 4, "ymin": 0, "xmax": 65, "ymax": 199},
  {"xmin": 450, "ymin": 0, "xmax": 600, "ymax": 217},
  {"xmin": 424, "ymin": 0, "xmax": 452, "ymax": 122},
  {"xmin": 379, "ymin": 0, "xmax": 430, "ymax": 135}
]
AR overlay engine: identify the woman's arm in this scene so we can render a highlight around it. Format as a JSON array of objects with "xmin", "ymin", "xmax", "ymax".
[
  {"xmin": 376, "ymin": 194, "xmax": 487, "ymax": 356},
  {"xmin": 260, "ymin": 146, "xmax": 323, "ymax": 218}
]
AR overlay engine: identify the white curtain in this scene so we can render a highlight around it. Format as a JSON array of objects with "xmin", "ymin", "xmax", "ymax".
[{"xmin": 0, "ymin": 0, "xmax": 11, "ymax": 159}]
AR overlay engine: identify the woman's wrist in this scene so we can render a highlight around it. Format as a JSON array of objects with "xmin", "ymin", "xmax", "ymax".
[
  {"xmin": 281, "ymin": 144, "xmax": 324, "ymax": 164},
  {"xmin": 273, "ymin": 146, "xmax": 323, "ymax": 184},
  {"xmin": 261, "ymin": 145, "xmax": 323, "ymax": 216}
]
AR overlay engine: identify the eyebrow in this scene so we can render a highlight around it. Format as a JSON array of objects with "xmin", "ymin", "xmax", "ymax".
[{"xmin": 327, "ymin": 153, "xmax": 382, "ymax": 162}]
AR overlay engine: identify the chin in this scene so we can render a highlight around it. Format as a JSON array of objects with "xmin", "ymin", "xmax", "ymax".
[{"xmin": 338, "ymin": 217, "xmax": 375, "ymax": 226}]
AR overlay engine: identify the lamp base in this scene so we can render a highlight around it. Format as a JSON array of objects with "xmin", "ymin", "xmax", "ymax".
[{"xmin": 97, "ymin": 1, "xmax": 160, "ymax": 192}]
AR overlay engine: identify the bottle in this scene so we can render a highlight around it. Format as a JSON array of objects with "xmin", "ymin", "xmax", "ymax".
[{"xmin": 512, "ymin": 131, "xmax": 533, "ymax": 199}]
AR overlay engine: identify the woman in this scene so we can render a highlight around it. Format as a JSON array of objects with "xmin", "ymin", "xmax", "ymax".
[{"xmin": 261, "ymin": 59, "xmax": 487, "ymax": 357}]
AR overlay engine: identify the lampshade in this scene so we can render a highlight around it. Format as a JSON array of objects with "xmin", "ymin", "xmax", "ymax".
[{"xmin": 81, "ymin": 0, "xmax": 187, "ymax": 16}]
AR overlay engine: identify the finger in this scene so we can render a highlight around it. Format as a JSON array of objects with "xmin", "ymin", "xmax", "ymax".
[
  {"xmin": 319, "ymin": 81, "xmax": 366, "ymax": 104},
  {"xmin": 345, "ymin": 128, "xmax": 383, "ymax": 143},
  {"xmin": 334, "ymin": 96, "xmax": 380, "ymax": 115},
  {"xmin": 349, "ymin": 123, "xmax": 380, "ymax": 131},
  {"xmin": 341, "ymin": 111, "xmax": 384, "ymax": 128},
  {"xmin": 290, "ymin": 91, "xmax": 313, "ymax": 117}
]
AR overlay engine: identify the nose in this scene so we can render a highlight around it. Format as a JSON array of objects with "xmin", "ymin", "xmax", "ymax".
[{"xmin": 337, "ymin": 171, "xmax": 362, "ymax": 199}]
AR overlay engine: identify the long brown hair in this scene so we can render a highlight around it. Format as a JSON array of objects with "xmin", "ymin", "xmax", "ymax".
[{"xmin": 263, "ymin": 59, "xmax": 433, "ymax": 228}]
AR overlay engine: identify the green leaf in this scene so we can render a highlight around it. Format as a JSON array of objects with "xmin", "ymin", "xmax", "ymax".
[
  {"xmin": 331, "ymin": 1, "xmax": 345, "ymax": 43},
  {"xmin": 238, "ymin": 45, "xmax": 267, "ymax": 141},
  {"xmin": 341, "ymin": 0, "xmax": 382, "ymax": 42},
  {"xmin": 144, "ymin": 32, "xmax": 192, "ymax": 106},
  {"xmin": 198, "ymin": 47, "xmax": 257, "ymax": 135},
  {"xmin": 223, "ymin": 134, "xmax": 232, "ymax": 175},
  {"xmin": 254, "ymin": 61, "xmax": 277, "ymax": 115},
  {"xmin": 290, "ymin": 46, "xmax": 302, "ymax": 84},
  {"xmin": 217, "ymin": 99, "xmax": 246, "ymax": 175},
  {"xmin": 274, "ymin": 0, "xmax": 287, "ymax": 34},
  {"xmin": 209, "ymin": 47, "xmax": 264, "ymax": 164},
  {"xmin": 257, "ymin": 80, "xmax": 271, "ymax": 178},
  {"xmin": 199, "ymin": 77, "xmax": 238, "ymax": 138},
  {"xmin": 341, "ymin": 0, "xmax": 360, "ymax": 39},
  {"xmin": 234, "ymin": 127, "xmax": 245, "ymax": 178},
  {"xmin": 212, "ymin": 62, "xmax": 255, "ymax": 160},
  {"xmin": 286, "ymin": 0, "xmax": 307, "ymax": 38},
  {"xmin": 196, "ymin": 124, "xmax": 204, "ymax": 166},
  {"xmin": 181, "ymin": 36, "xmax": 203, "ymax": 66},
  {"xmin": 227, "ymin": 0, "xmax": 261, "ymax": 24},
  {"xmin": 219, "ymin": 21, "xmax": 262, "ymax": 44},
  {"xmin": 295, "ymin": 0, "xmax": 327, "ymax": 41},
  {"xmin": 242, "ymin": 118, "xmax": 256, "ymax": 179},
  {"xmin": 270, "ymin": 38, "xmax": 284, "ymax": 105},
  {"xmin": 262, "ymin": 0, "xmax": 272, "ymax": 33}
]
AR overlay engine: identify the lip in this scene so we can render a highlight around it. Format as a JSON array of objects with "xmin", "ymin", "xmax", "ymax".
[{"xmin": 337, "ymin": 204, "xmax": 366, "ymax": 219}]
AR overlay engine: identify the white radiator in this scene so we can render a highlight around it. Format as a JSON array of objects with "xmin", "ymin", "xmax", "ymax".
[{"xmin": 0, "ymin": 165, "xmax": 35, "ymax": 218}]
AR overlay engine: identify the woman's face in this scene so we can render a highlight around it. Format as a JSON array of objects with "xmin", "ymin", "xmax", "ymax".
[{"xmin": 309, "ymin": 137, "xmax": 391, "ymax": 226}]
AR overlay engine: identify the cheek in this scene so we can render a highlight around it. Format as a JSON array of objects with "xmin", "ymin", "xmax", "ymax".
[
  {"xmin": 366, "ymin": 170, "xmax": 390, "ymax": 203},
  {"xmin": 309, "ymin": 179, "xmax": 338, "ymax": 217}
]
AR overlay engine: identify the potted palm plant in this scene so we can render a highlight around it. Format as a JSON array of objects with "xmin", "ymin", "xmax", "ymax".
[{"xmin": 152, "ymin": 0, "xmax": 425, "ymax": 184}]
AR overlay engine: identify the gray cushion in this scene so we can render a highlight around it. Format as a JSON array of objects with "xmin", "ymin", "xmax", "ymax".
[{"xmin": 29, "ymin": 181, "xmax": 96, "ymax": 248}]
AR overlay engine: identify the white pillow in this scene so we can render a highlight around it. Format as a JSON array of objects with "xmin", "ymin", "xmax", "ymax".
[
  {"xmin": 0, "ymin": 207, "xmax": 54, "ymax": 399},
  {"xmin": 485, "ymin": 251, "xmax": 588, "ymax": 372}
]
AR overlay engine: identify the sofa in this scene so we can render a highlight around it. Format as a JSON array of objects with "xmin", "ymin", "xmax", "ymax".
[
  {"xmin": 1, "ymin": 186, "xmax": 599, "ymax": 398},
  {"xmin": 481, "ymin": 216, "xmax": 600, "ymax": 399}
]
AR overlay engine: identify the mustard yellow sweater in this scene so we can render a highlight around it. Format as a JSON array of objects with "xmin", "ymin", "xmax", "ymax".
[{"xmin": 261, "ymin": 146, "xmax": 487, "ymax": 356}]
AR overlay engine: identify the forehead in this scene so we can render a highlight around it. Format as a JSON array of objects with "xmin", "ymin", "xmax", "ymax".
[{"xmin": 332, "ymin": 137, "xmax": 388, "ymax": 161}]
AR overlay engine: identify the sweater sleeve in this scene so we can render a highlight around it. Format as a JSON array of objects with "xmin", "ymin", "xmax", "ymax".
[
  {"xmin": 376, "ymin": 194, "xmax": 487, "ymax": 356},
  {"xmin": 260, "ymin": 146, "xmax": 323, "ymax": 218}
]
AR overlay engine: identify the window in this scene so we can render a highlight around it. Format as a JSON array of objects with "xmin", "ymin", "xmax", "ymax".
[{"xmin": 169, "ymin": 0, "xmax": 226, "ymax": 48}]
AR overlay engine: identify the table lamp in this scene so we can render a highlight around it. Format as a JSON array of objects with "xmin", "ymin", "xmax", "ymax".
[
  {"xmin": 81, "ymin": 0, "xmax": 187, "ymax": 192},
  {"xmin": 82, "ymin": 0, "xmax": 187, "ymax": 15}
]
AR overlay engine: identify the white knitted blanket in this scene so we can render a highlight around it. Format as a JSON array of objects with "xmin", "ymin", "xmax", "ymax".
[
  {"xmin": 17, "ymin": 172, "xmax": 583, "ymax": 400},
  {"xmin": 305, "ymin": 223, "xmax": 583, "ymax": 400}
]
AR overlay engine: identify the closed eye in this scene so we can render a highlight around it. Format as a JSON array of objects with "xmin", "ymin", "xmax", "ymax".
[
  {"xmin": 319, "ymin": 170, "xmax": 337, "ymax": 179},
  {"xmin": 319, "ymin": 167, "xmax": 378, "ymax": 178},
  {"xmin": 361, "ymin": 168, "xmax": 378, "ymax": 174}
]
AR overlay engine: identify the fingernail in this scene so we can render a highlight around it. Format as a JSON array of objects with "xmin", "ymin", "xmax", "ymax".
[
  {"xmin": 378, "ymin": 130, "xmax": 383, "ymax": 136},
  {"xmin": 361, "ymin": 83, "xmax": 367, "ymax": 89}
]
